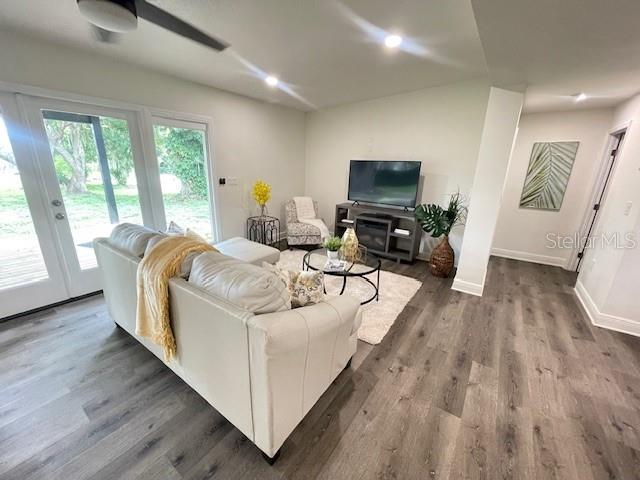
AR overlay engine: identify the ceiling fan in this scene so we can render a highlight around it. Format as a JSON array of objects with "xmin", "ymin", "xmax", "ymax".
[{"xmin": 77, "ymin": 0, "xmax": 229, "ymax": 51}]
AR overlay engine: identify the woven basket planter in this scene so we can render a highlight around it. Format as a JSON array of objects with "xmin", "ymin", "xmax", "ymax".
[{"xmin": 429, "ymin": 235, "xmax": 454, "ymax": 277}]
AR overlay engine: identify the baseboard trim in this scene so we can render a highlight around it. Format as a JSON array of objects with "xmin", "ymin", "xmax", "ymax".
[
  {"xmin": 491, "ymin": 247, "xmax": 568, "ymax": 269},
  {"xmin": 574, "ymin": 280, "xmax": 640, "ymax": 337},
  {"xmin": 451, "ymin": 278, "xmax": 484, "ymax": 297}
]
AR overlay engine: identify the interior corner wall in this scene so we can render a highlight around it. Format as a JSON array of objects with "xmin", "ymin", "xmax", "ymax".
[
  {"xmin": 492, "ymin": 108, "xmax": 614, "ymax": 269},
  {"xmin": 452, "ymin": 87, "xmax": 523, "ymax": 296},
  {"xmin": 0, "ymin": 30, "xmax": 306, "ymax": 240},
  {"xmin": 575, "ymin": 94, "xmax": 640, "ymax": 336},
  {"xmin": 304, "ymin": 79, "xmax": 491, "ymax": 261}
]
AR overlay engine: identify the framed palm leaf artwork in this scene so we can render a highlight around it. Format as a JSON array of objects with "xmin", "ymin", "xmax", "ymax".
[{"xmin": 519, "ymin": 141, "xmax": 579, "ymax": 210}]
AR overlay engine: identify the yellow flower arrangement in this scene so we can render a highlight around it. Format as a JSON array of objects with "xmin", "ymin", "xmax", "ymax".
[{"xmin": 252, "ymin": 180, "xmax": 271, "ymax": 207}]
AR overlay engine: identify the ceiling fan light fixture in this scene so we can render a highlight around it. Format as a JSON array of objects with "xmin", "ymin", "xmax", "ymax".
[{"xmin": 77, "ymin": 0, "xmax": 138, "ymax": 33}]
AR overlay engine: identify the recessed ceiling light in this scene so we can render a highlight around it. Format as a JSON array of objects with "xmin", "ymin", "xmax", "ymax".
[
  {"xmin": 265, "ymin": 75, "xmax": 279, "ymax": 87},
  {"xmin": 575, "ymin": 93, "xmax": 587, "ymax": 102},
  {"xmin": 384, "ymin": 34, "xmax": 403, "ymax": 48}
]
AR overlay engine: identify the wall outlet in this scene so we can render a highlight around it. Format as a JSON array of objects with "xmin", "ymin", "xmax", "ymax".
[
  {"xmin": 227, "ymin": 177, "xmax": 238, "ymax": 186},
  {"xmin": 624, "ymin": 201, "xmax": 633, "ymax": 216}
]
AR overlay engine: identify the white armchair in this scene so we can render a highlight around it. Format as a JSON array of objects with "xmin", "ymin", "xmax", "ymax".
[{"xmin": 284, "ymin": 199, "xmax": 328, "ymax": 247}]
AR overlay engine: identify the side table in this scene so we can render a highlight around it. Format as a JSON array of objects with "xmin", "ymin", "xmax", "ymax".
[{"xmin": 247, "ymin": 215, "xmax": 280, "ymax": 246}]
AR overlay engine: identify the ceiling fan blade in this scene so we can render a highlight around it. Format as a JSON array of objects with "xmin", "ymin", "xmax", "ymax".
[{"xmin": 135, "ymin": 0, "xmax": 229, "ymax": 52}]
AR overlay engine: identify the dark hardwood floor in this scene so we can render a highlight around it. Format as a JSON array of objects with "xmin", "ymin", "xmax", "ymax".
[{"xmin": 1, "ymin": 257, "xmax": 640, "ymax": 479}]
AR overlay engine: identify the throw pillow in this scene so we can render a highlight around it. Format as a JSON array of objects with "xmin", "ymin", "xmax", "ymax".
[
  {"xmin": 264, "ymin": 263, "xmax": 324, "ymax": 308},
  {"xmin": 166, "ymin": 221, "xmax": 185, "ymax": 235}
]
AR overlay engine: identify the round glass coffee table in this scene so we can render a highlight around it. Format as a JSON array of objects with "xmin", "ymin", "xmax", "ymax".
[{"xmin": 302, "ymin": 248, "xmax": 381, "ymax": 305}]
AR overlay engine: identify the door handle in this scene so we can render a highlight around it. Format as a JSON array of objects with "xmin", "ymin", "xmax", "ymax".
[
  {"xmin": 51, "ymin": 199, "xmax": 62, "ymax": 207},
  {"xmin": 55, "ymin": 213, "xmax": 66, "ymax": 220}
]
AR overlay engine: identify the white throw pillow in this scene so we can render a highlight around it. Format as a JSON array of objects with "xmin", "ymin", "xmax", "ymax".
[
  {"xmin": 109, "ymin": 223, "xmax": 159, "ymax": 258},
  {"xmin": 166, "ymin": 221, "xmax": 185, "ymax": 235},
  {"xmin": 189, "ymin": 252, "xmax": 291, "ymax": 314}
]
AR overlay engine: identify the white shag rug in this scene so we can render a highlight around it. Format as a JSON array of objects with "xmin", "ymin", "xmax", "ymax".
[{"xmin": 277, "ymin": 250, "xmax": 422, "ymax": 345}]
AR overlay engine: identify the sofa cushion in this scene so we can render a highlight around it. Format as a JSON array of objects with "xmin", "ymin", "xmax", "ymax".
[
  {"xmin": 189, "ymin": 252, "xmax": 290, "ymax": 314},
  {"xmin": 144, "ymin": 233, "xmax": 201, "ymax": 278},
  {"xmin": 214, "ymin": 237, "xmax": 280, "ymax": 265},
  {"xmin": 109, "ymin": 223, "xmax": 160, "ymax": 257},
  {"xmin": 287, "ymin": 222, "xmax": 321, "ymax": 237}
]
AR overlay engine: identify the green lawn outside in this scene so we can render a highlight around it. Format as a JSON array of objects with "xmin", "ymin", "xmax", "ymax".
[{"xmin": 0, "ymin": 183, "xmax": 211, "ymax": 237}]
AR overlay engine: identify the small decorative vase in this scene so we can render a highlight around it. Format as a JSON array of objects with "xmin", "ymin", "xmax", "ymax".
[
  {"xmin": 259, "ymin": 204, "xmax": 267, "ymax": 217},
  {"xmin": 327, "ymin": 250, "xmax": 339, "ymax": 261},
  {"xmin": 429, "ymin": 235, "xmax": 454, "ymax": 277},
  {"xmin": 340, "ymin": 227, "xmax": 359, "ymax": 262}
]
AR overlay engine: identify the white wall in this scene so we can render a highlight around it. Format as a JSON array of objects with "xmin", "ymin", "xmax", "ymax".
[
  {"xmin": 0, "ymin": 30, "xmax": 306, "ymax": 240},
  {"xmin": 304, "ymin": 79, "xmax": 491, "ymax": 260},
  {"xmin": 576, "ymin": 94, "xmax": 640, "ymax": 335},
  {"xmin": 492, "ymin": 109, "xmax": 613, "ymax": 268},
  {"xmin": 452, "ymin": 87, "xmax": 523, "ymax": 295}
]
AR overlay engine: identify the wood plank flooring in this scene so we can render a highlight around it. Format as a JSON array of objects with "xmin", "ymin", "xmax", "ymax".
[{"xmin": 1, "ymin": 257, "xmax": 640, "ymax": 479}]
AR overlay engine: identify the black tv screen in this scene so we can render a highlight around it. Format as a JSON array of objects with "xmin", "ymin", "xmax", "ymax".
[{"xmin": 348, "ymin": 160, "xmax": 421, "ymax": 208}]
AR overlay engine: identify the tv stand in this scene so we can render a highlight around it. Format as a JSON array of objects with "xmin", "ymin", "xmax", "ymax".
[{"xmin": 334, "ymin": 202, "xmax": 421, "ymax": 263}]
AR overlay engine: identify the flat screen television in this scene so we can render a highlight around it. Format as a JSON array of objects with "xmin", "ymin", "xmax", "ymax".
[{"xmin": 348, "ymin": 160, "xmax": 421, "ymax": 208}]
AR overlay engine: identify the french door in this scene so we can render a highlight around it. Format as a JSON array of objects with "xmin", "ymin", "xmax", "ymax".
[
  {"xmin": 0, "ymin": 95, "xmax": 152, "ymax": 317},
  {"xmin": 0, "ymin": 93, "xmax": 218, "ymax": 318},
  {"xmin": 0, "ymin": 93, "xmax": 68, "ymax": 315}
]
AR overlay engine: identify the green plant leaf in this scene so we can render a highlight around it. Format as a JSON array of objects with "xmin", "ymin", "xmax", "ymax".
[
  {"xmin": 415, "ymin": 190, "xmax": 468, "ymax": 237},
  {"xmin": 323, "ymin": 235, "xmax": 342, "ymax": 251},
  {"xmin": 520, "ymin": 142, "xmax": 578, "ymax": 210}
]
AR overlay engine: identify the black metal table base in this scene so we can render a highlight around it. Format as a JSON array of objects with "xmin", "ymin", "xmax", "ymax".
[{"xmin": 302, "ymin": 252, "xmax": 381, "ymax": 306}]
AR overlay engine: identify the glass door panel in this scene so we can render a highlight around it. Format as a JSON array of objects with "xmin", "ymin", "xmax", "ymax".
[
  {"xmin": 152, "ymin": 122, "xmax": 213, "ymax": 240},
  {"xmin": 41, "ymin": 110, "xmax": 144, "ymax": 270},
  {"xmin": 0, "ymin": 93, "xmax": 68, "ymax": 318},
  {"xmin": 0, "ymin": 111, "xmax": 48, "ymax": 290}
]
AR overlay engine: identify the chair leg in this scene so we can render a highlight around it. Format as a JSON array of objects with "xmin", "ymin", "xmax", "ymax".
[{"xmin": 261, "ymin": 449, "xmax": 281, "ymax": 465}]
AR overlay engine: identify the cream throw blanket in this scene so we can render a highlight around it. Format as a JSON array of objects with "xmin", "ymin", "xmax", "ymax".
[
  {"xmin": 136, "ymin": 235, "xmax": 215, "ymax": 360},
  {"xmin": 293, "ymin": 196, "xmax": 331, "ymax": 240}
]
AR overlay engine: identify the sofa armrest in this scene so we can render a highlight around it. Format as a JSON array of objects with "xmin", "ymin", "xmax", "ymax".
[{"xmin": 247, "ymin": 295, "xmax": 360, "ymax": 457}]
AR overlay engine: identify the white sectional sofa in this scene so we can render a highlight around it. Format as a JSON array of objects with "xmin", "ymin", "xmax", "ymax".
[{"xmin": 94, "ymin": 229, "xmax": 361, "ymax": 462}]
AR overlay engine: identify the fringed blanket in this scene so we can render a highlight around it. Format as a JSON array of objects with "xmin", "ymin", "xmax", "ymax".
[{"xmin": 136, "ymin": 235, "xmax": 215, "ymax": 360}]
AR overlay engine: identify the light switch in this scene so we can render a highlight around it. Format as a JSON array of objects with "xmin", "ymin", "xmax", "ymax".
[
  {"xmin": 624, "ymin": 201, "xmax": 633, "ymax": 216},
  {"xmin": 227, "ymin": 177, "xmax": 238, "ymax": 186}
]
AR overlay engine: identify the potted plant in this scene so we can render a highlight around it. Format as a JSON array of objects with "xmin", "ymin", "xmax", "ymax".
[
  {"xmin": 415, "ymin": 191, "xmax": 467, "ymax": 277},
  {"xmin": 323, "ymin": 236, "xmax": 343, "ymax": 261}
]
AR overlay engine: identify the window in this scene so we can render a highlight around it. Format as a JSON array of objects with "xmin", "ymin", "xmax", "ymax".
[{"xmin": 152, "ymin": 121, "xmax": 213, "ymax": 240}]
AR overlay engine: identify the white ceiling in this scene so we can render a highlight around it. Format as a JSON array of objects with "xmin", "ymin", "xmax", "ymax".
[
  {"xmin": 0, "ymin": 0, "xmax": 639, "ymax": 112},
  {"xmin": 0, "ymin": 0, "xmax": 488, "ymax": 111},
  {"xmin": 471, "ymin": 0, "xmax": 640, "ymax": 113}
]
